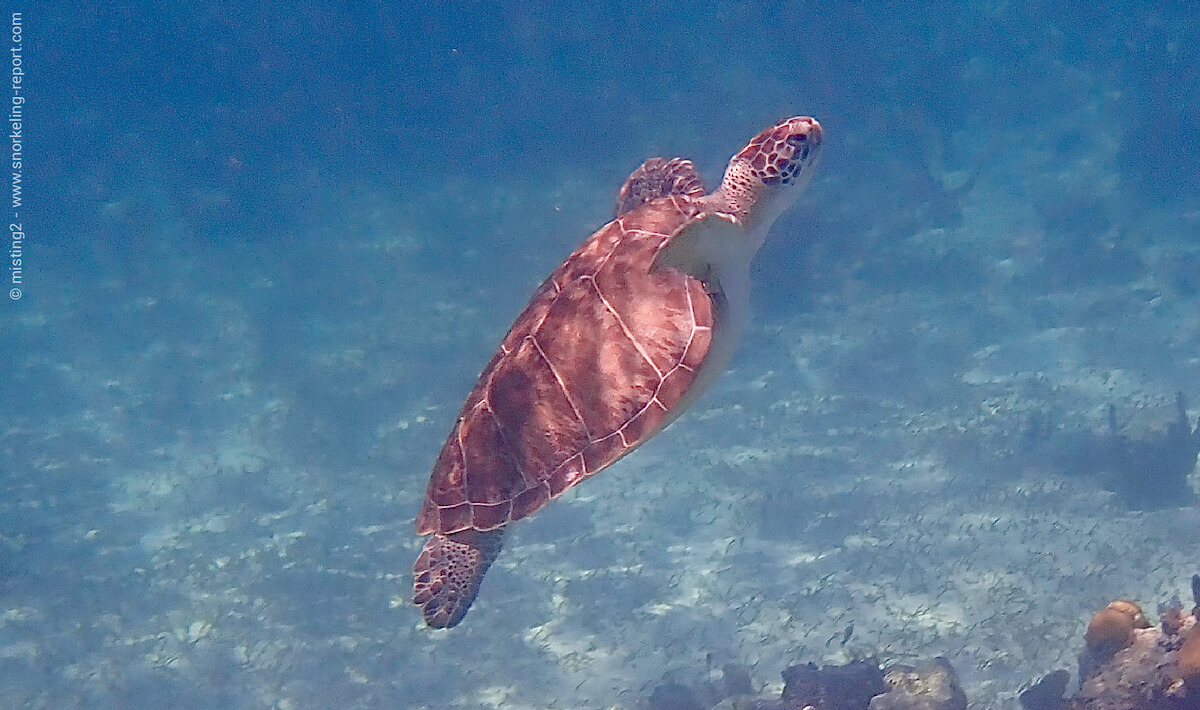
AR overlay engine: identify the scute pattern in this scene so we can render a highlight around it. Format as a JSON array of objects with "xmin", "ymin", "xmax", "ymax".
[
  {"xmin": 416, "ymin": 195, "xmax": 715, "ymax": 537},
  {"xmin": 734, "ymin": 119, "xmax": 815, "ymax": 185},
  {"xmin": 489, "ymin": 337, "xmax": 587, "ymax": 483}
]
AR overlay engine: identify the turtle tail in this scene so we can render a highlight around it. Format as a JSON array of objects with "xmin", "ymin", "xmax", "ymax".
[{"xmin": 412, "ymin": 528, "xmax": 505, "ymax": 628}]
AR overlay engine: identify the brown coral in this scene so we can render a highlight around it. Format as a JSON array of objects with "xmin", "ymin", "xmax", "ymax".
[
  {"xmin": 1180, "ymin": 625, "xmax": 1200, "ymax": 684},
  {"xmin": 1084, "ymin": 600, "xmax": 1150, "ymax": 656},
  {"xmin": 1162, "ymin": 607, "xmax": 1187, "ymax": 636}
]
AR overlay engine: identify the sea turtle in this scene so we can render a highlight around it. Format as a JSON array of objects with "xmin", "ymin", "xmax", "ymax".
[{"xmin": 413, "ymin": 116, "xmax": 824, "ymax": 628}]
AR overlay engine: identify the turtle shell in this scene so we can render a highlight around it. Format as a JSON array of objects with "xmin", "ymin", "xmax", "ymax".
[{"xmin": 416, "ymin": 194, "xmax": 716, "ymax": 536}]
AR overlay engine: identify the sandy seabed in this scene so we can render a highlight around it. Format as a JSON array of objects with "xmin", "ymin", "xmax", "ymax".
[{"xmin": 4, "ymin": 115, "xmax": 1200, "ymax": 710}]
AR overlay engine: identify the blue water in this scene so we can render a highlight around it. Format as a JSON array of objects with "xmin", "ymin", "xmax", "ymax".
[{"xmin": 6, "ymin": 2, "xmax": 1200, "ymax": 708}]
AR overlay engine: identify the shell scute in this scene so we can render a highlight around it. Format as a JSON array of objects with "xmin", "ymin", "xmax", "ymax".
[
  {"xmin": 471, "ymin": 501, "xmax": 512, "ymax": 531},
  {"xmin": 535, "ymin": 275, "xmax": 661, "ymax": 438},
  {"xmin": 547, "ymin": 454, "xmax": 587, "ymax": 497},
  {"xmin": 656, "ymin": 366, "xmax": 694, "ymax": 407},
  {"xmin": 459, "ymin": 407, "xmax": 524, "ymax": 504},
  {"xmin": 619, "ymin": 400, "xmax": 669, "ymax": 445},
  {"xmin": 488, "ymin": 336, "xmax": 588, "ymax": 483},
  {"xmin": 581, "ymin": 432, "xmax": 629, "ymax": 475},
  {"xmin": 438, "ymin": 502, "xmax": 472, "ymax": 533},
  {"xmin": 593, "ymin": 239, "xmax": 700, "ymax": 374},
  {"xmin": 512, "ymin": 482, "xmax": 550, "ymax": 519}
]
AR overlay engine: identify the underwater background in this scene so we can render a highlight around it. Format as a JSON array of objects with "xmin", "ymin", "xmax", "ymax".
[{"xmin": 5, "ymin": 1, "xmax": 1200, "ymax": 708}]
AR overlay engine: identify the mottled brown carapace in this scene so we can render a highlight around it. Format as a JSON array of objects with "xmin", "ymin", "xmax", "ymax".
[{"xmin": 416, "ymin": 195, "xmax": 712, "ymax": 537}]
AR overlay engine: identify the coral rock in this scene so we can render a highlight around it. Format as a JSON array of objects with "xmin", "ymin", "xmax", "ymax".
[
  {"xmin": 1084, "ymin": 600, "xmax": 1150, "ymax": 661},
  {"xmin": 1023, "ymin": 584, "xmax": 1200, "ymax": 710},
  {"xmin": 868, "ymin": 658, "xmax": 967, "ymax": 710},
  {"xmin": 1163, "ymin": 607, "xmax": 1188, "ymax": 637},
  {"xmin": 780, "ymin": 659, "xmax": 886, "ymax": 710},
  {"xmin": 1179, "ymin": 625, "xmax": 1200, "ymax": 684},
  {"xmin": 1073, "ymin": 594, "xmax": 1200, "ymax": 709},
  {"xmin": 1019, "ymin": 670, "xmax": 1070, "ymax": 710}
]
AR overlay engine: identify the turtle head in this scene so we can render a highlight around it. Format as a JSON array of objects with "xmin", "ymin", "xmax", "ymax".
[{"xmin": 708, "ymin": 116, "xmax": 823, "ymax": 238}]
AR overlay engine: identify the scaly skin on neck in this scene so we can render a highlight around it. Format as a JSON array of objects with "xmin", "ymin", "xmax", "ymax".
[
  {"xmin": 702, "ymin": 160, "xmax": 801, "ymax": 246},
  {"xmin": 703, "ymin": 117, "xmax": 823, "ymax": 246}
]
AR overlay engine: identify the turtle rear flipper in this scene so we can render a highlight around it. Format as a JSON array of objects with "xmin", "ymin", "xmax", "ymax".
[{"xmin": 412, "ymin": 529, "xmax": 505, "ymax": 628}]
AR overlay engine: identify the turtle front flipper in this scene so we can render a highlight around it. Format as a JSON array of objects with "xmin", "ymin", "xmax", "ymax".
[
  {"xmin": 615, "ymin": 157, "xmax": 707, "ymax": 217},
  {"xmin": 412, "ymin": 528, "xmax": 505, "ymax": 628}
]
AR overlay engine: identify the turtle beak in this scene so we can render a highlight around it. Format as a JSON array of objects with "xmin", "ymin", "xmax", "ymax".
[
  {"xmin": 807, "ymin": 120, "xmax": 823, "ymax": 146},
  {"xmin": 791, "ymin": 119, "xmax": 822, "ymax": 154},
  {"xmin": 795, "ymin": 119, "xmax": 823, "ymax": 166}
]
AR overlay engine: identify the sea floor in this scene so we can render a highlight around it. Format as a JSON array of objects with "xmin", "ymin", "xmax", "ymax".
[{"xmin": 6, "ymin": 124, "xmax": 1200, "ymax": 710}]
